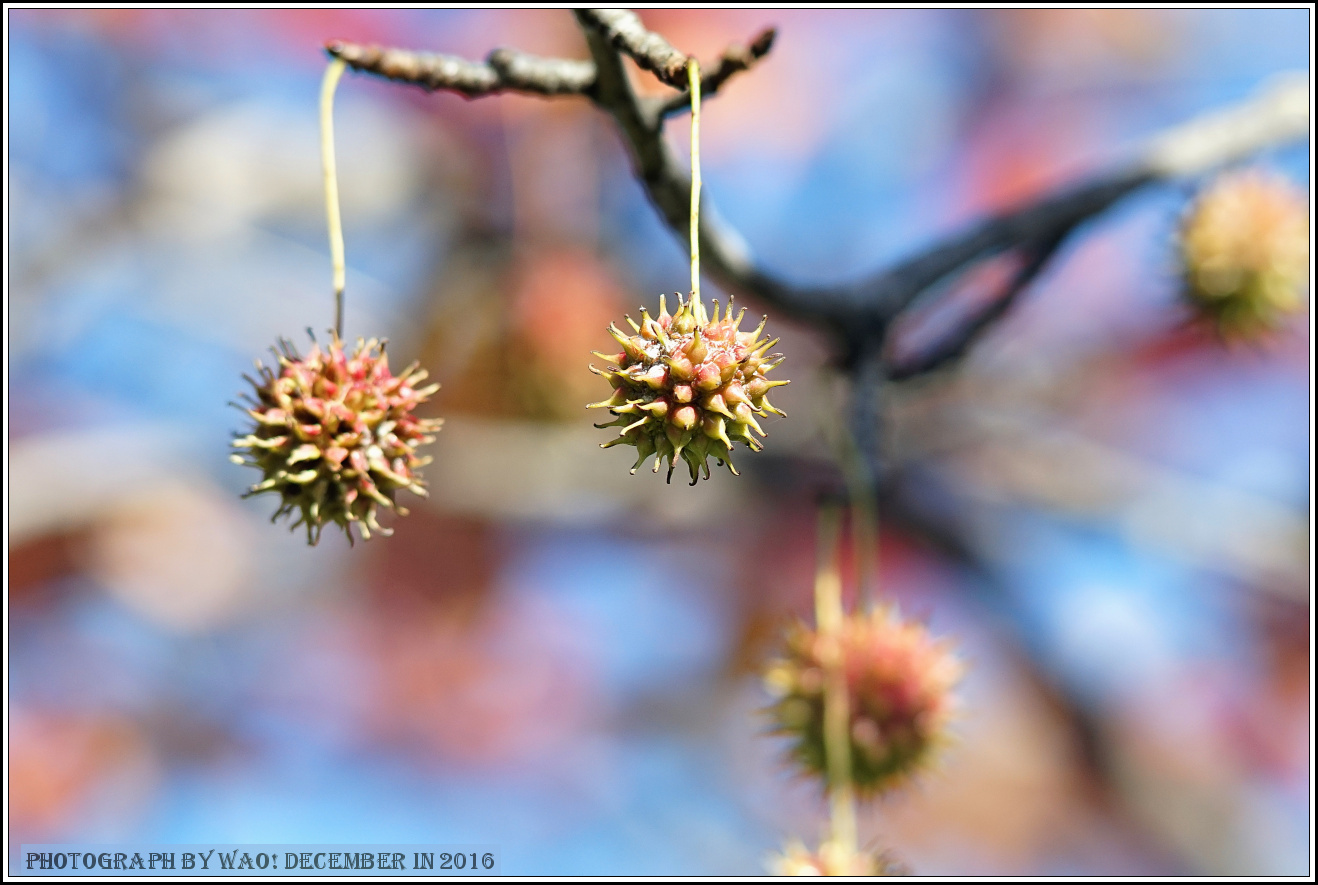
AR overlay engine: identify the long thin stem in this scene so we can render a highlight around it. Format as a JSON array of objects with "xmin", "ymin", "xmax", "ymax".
[
  {"xmin": 844, "ymin": 355, "xmax": 884, "ymax": 612},
  {"xmin": 320, "ymin": 57, "xmax": 348, "ymax": 338},
  {"xmin": 814, "ymin": 502, "xmax": 857, "ymax": 856},
  {"xmin": 851, "ymin": 494, "xmax": 878, "ymax": 614},
  {"xmin": 688, "ymin": 58, "xmax": 701, "ymax": 309}
]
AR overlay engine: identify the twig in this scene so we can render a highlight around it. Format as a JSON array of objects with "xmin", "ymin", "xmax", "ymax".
[
  {"xmin": 854, "ymin": 170, "xmax": 1153, "ymax": 334},
  {"xmin": 574, "ymin": 10, "xmax": 776, "ymax": 114},
  {"xmin": 574, "ymin": 8, "xmax": 690, "ymax": 88},
  {"xmin": 325, "ymin": 41, "xmax": 596, "ymax": 97},
  {"xmin": 1145, "ymin": 72, "xmax": 1309, "ymax": 177},
  {"xmin": 570, "ymin": 18, "xmax": 843, "ymax": 326},
  {"xmin": 656, "ymin": 28, "xmax": 777, "ymax": 118}
]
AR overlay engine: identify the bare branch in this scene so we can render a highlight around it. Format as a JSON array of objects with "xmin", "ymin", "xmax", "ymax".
[
  {"xmin": 487, "ymin": 48, "xmax": 596, "ymax": 95},
  {"xmin": 574, "ymin": 8, "xmax": 690, "ymax": 88},
  {"xmin": 866, "ymin": 75, "xmax": 1310, "ymax": 336},
  {"xmin": 885, "ymin": 234, "xmax": 1068, "ymax": 381},
  {"xmin": 657, "ymin": 28, "xmax": 778, "ymax": 118},
  {"xmin": 855, "ymin": 169, "xmax": 1152, "ymax": 330},
  {"xmin": 877, "ymin": 75, "xmax": 1309, "ymax": 377},
  {"xmin": 575, "ymin": 19, "xmax": 841, "ymax": 326},
  {"xmin": 325, "ymin": 41, "xmax": 595, "ymax": 97},
  {"xmin": 329, "ymin": 14, "xmax": 1309, "ymax": 368}
]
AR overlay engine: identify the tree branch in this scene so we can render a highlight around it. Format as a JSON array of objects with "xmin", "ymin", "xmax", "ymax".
[
  {"xmin": 885, "ymin": 232, "xmax": 1068, "ymax": 380},
  {"xmin": 574, "ymin": 8, "xmax": 690, "ymax": 88},
  {"xmin": 325, "ymin": 40, "xmax": 596, "ymax": 97},
  {"xmin": 656, "ymin": 28, "xmax": 777, "ymax": 119},
  {"xmin": 855, "ymin": 169, "xmax": 1153, "ymax": 329},
  {"xmin": 877, "ymin": 73, "xmax": 1309, "ymax": 376},
  {"xmin": 569, "ymin": 15, "xmax": 847, "ymax": 328},
  {"xmin": 327, "ymin": 15, "xmax": 1310, "ymax": 366},
  {"xmin": 1144, "ymin": 72, "xmax": 1309, "ymax": 177}
]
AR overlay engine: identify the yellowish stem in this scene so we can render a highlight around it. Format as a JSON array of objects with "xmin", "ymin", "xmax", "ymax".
[
  {"xmin": 814, "ymin": 502, "xmax": 858, "ymax": 856},
  {"xmin": 850, "ymin": 483, "xmax": 879, "ymax": 614},
  {"xmin": 687, "ymin": 58, "xmax": 702, "ymax": 316},
  {"xmin": 814, "ymin": 504, "xmax": 844, "ymax": 636},
  {"xmin": 830, "ymin": 371, "xmax": 879, "ymax": 612},
  {"xmin": 320, "ymin": 57, "xmax": 347, "ymax": 338}
]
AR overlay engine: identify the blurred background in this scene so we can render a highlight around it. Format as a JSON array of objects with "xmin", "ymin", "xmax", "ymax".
[{"xmin": 6, "ymin": 8, "xmax": 1311, "ymax": 876}]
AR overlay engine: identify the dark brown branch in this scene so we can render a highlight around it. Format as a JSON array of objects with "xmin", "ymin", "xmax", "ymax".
[
  {"xmin": 886, "ymin": 234, "xmax": 1068, "ymax": 381},
  {"xmin": 574, "ymin": 8, "xmax": 690, "ymax": 88},
  {"xmin": 857, "ymin": 170, "xmax": 1152, "ymax": 329},
  {"xmin": 573, "ymin": 18, "xmax": 842, "ymax": 327},
  {"xmin": 325, "ymin": 41, "xmax": 595, "ymax": 97},
  {"xmin": 570, "ymin": 15, "xmax": 1151, "ymax": 339},
  {"xmin": 656, "ymin": 27, "xmax": 777, "ymax": 119}
]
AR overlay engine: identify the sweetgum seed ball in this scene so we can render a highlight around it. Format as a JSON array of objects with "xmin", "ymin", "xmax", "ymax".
[
  {"xmin": 231, "ymin": 334, "xmax": 442, "ymax": 544},
  {"xmin": 590, "ymin": 293, "xmax": 788, "ymax": 483},
  {"xmin": 764, "ymin": 607, "xmax": 962, "ymax": 794}
]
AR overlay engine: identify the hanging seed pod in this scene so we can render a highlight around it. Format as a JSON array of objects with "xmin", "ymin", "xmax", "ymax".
[
  {"xmin": 589, "ymin": 294, "xmax": 788, "ymax": 483},
  {"xmin": 231, "ymin": 333, "xmax": 442, "ymax": 545},
  {"xmin": 764, "ymin": 606, "xmax": 961, "ymax": 794}
]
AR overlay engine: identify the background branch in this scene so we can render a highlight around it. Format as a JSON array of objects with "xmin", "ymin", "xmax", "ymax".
[{"xmin": 886, "ymin": 232, "xmax": 1068, "ymax": 381}]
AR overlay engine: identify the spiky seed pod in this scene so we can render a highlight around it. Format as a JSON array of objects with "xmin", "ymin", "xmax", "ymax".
[
  {"xmin": 764, "ymin": 606, "xmax": 961, "ymax": 795},
  {"xmin": 231, "ymin": 333, "xmax": 442, "ymax": 545},
  {"xmin": 1180, "ymin": 169, "xmax": 1310, "ymax": 338},
  {"xmin": 769, "ymin": 839, "xmax": 909, "ymax": 876},
  {"xmin": 589, "ymin": 293, "xmax": 788, "ymax": 484}
]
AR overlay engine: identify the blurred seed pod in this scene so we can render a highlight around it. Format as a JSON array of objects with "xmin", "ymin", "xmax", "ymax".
[
  {"xmin": 768, "ymin": 838, "xmax": 909, "ymax": 876},
  {"xmin": 1179, "ymin": 168, "xmax": 1309, "ymax": 338},
  {"xmin": 764, "ymin": 606, "xmax": 962, "ymax": 794}
]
